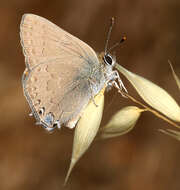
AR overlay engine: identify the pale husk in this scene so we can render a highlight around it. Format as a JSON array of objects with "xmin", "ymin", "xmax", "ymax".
[
  {"xmin": 100, "ymin": 106, "xmax": 142, "ymax": 139},
  {"xmin": 64, "ymin": 88, "xmax": 105, "ymax": 185},
  {"xmin": 116, "ymin": 64, "xmax": 180, "ymax": 122}
]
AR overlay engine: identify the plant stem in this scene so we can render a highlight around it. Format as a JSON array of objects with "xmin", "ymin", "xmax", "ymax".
[{"xmin": 121, "ymin": 91, "xmax": 180, "ymax": 130}]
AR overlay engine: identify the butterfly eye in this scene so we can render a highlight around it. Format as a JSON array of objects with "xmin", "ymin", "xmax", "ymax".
[{"xmin": 104, "ymin": 54, "xmax": 113, "ymax": 65}]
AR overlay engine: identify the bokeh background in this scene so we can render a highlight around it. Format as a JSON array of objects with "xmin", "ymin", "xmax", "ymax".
[{"xmin": 1, "ymin": 0, "xmax": 180, "ymax": 189}]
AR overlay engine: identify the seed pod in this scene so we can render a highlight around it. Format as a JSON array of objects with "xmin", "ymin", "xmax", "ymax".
[
  {"xmin": 100, "ymin": 106, "xmax": 143, "ymax": 139},
  {"xmin": 64, "ymin": 88, "xmax": 105, "ymax": 185},
  {"xmin": 116, "ymin": 64, "xmax": 180, "ymax": 122}
]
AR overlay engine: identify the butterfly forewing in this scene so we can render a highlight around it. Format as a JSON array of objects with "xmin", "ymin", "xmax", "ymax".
[{"xmin": 20, "ymin": 14, "xmax": 99, "ymax": 70}]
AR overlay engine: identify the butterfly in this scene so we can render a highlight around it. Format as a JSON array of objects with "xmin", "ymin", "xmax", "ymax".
[{"xmin": 20, "ymin": 14, "xmax": 126, "ymax": 132}]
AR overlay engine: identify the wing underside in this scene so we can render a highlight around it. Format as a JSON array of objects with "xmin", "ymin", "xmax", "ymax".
[
  {"xmin": 23, "ymin": 59, "xmax": 91, "ymax": 128},
  {"xmin": 20, "ymin": 14, "xmax": 103, "ymax": 129}
]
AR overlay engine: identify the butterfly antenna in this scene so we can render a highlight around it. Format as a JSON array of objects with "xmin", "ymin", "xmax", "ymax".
[
  {"xmin": 104, "ymin": 17, "xmax": 115, "ymax": 54},
  {"xmin": 107, "ymin": 36, "xmax": 126, "ymax": 54}
]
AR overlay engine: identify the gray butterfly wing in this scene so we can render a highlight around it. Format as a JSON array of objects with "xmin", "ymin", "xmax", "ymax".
[{"xmin": 20, "ymin": 14, "xmax": 103, "ymax": 129}]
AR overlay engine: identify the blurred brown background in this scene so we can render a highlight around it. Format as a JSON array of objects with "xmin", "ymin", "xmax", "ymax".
[{"xmin": 1, "ymin": 0, "xmax": 180, "ymax": 189}]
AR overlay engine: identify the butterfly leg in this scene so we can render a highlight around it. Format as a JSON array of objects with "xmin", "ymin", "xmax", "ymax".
[
  {"xmin": 106, "ymin": 70, "xmax": 127, "ymax": 97},
  {"xmin": 115, "ymin": 71, "xmax": 128, "ymax": 93},
  {"xmin": 107, "ymin": 70, "xmax": 127, "ymax": 93}
]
